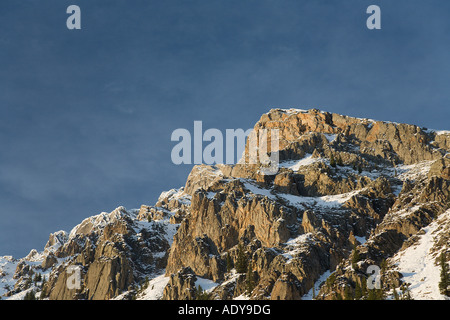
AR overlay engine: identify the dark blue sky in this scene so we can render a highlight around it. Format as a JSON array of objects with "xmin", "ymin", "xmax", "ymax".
[{"xmin": 1, "ymin": 0, "xmax": 449, "ymax": 256}]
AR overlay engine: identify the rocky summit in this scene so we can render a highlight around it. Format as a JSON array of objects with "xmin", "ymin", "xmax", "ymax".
[{"xmin": 1, "ymin": 108, "xmax": 450, "ymax": 300}]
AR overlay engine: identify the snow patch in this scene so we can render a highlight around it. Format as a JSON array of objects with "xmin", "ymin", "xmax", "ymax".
[
  {"xmin": 396, "ymin": 160, "xmax": 434, "ymax": 182},
  {"xmin": 279, "ymin": 188, "xmax": 365, "ymax": 210},
  {"xmin": 195, "ymin": 277, "xmax": 219, "ymax": 292},
  {"xmin": 0, "ymin": 256, "xmax": 19, "ymax": 297},
  {"xmin": 354, "ymin": 235, "xmax": 367, "ymax": 245},
  {"xmin": 323, "ymin": 133, "xmax": 337, "ymax": 143},
  {"xmin": 282, "ymin": 233, "xmax": 314, "ymax": 261},
  {"xmin": 137, "ymin": 273, "xmax": 170, "ymax": 300},
  {"xmin": 279, "ymin": 154, "xmax": 323, "ymax": 171},
  {"xmin": 233, "ymin": 293, "xmax": 250, "ymax": 300},
  {"xmin": 68, "ymin": 206, "xmax": 129, "ymax": 239},
  {"xmin": 424, "ymin": 128, "xmax": 450, "ymax": 136},
  {"xmin": 274, "ymin": 108, "xmax": 309, "ymax": 114},
  {"xmin": 242, "ymin": 180, "xmax": 276, "ymax": 201},
  {"xmin": 302, "ymin": 269, "xmax": 332, "ymax": 300},
  {"xmin": 206, "ymin": 191, "xmax": 217, "ymax": 200},
  {"xmin": 242, "ymin": 179, "xmax": 366, "ymax": 211},
  {"xmin": 157, "ymin": 187, "xmax": 190, "ymax": 206}
]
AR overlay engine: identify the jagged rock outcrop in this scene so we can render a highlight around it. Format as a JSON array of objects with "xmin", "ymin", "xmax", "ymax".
[
  {"xmin": 270, "ymin": 272, "xmax": 303, "ymax": 300},
  {"xmin": 41, "ymin": 252, "xmax": 57, "ymax": 270},
  {"xmin": 21, "ymin": 205, "xmax": 177, "ymax": 300},
  {"xmin": 162, "ymin": 267, "xmax": 197, "ymax": 300}
]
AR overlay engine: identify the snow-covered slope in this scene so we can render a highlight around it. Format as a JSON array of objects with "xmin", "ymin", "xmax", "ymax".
[{"xmin": 390, "ymin": 210, "xmax": 450, "ymax": 300}]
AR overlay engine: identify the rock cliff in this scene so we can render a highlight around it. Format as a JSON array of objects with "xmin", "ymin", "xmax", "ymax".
[{"xmin": 1, "ymin": 108, "xmax": 449, "ymax": 300}]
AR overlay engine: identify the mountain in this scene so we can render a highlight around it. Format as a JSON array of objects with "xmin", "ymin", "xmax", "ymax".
[{"xmin": 1, "ymin": 108, "xmax": 449, "ymax": 300}]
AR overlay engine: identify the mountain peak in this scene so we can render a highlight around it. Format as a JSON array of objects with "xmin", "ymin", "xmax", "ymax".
[{"xmin": 1, "ymin": 109, "xmax": 449, "ymax": 301}]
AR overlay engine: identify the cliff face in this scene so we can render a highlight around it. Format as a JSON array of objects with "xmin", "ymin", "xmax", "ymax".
[{"xmin": 1, "ymin": 108, "xmax": 449, "ymax": 300}]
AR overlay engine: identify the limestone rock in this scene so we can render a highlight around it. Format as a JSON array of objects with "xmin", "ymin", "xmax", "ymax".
[
  {"xmin": 41, "ymin": 252, "xmax": 57, "ymax": 270},
  {"xmin": 39, "ymin": 206, "xmax": 173, "ymax": 300},
  {"xmin": 270, "ymin": 272, "xmax": 302, "ymax": 300},
  {"xmin": 162, "ymin": 267, "xmax": 197, "ymax": 300}
]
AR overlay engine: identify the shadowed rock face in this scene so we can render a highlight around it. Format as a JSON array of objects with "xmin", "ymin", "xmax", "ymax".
[
  {"xmin": 3, "ymin": 108, "xmax": 450, "ymax": 300},
  {"xmin": 38, "ymin": 207, "xmax": 173, "ymax": 300}
]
